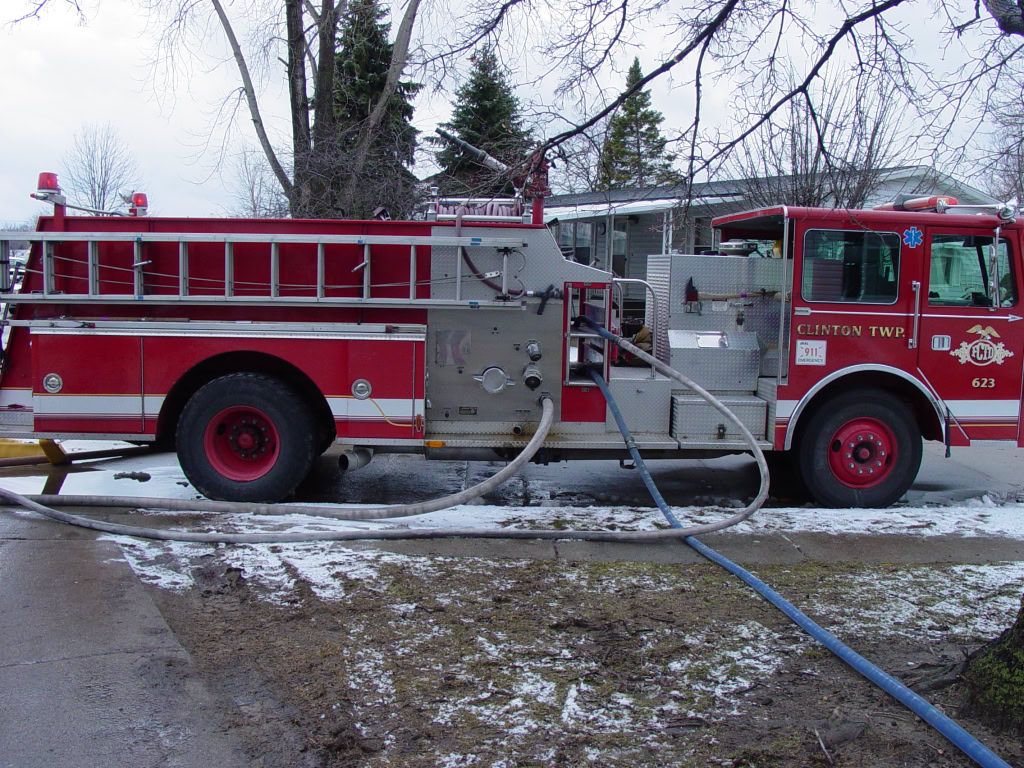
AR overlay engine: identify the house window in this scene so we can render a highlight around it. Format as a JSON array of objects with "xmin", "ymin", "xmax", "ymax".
[
  {"xmin": 575, "ymin": 222, "xmax": 592, "ymax": 265},
  {"xmin": 558, "ymin": 222, "xmax": 574, "ymax": 249},
  {"xmin": 802, "ymin": 229, "xmax": 901, "ymax": 304},
  {"xmin": 611, "ymin": 221, "xmax": 628, "ymax": 277}
]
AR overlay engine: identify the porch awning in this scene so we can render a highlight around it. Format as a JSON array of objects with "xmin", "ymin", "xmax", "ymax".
[{"xmin": 543, "ymin": 196, "xmax": 743, "ymax": 224}]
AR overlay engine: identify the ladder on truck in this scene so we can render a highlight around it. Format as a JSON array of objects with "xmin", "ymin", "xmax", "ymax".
[{"xmin": 0, "ymin": 230, "xmax": 528, "ymax": 309}]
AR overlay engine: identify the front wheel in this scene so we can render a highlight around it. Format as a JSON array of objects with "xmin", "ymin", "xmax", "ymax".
[
  {"xmin": 177, "ymin": 373, "xmax": 317, "ymax": 502},
  {"xmin": 797, "ymin": 389, "xmax": 922, "ymax": 508}
]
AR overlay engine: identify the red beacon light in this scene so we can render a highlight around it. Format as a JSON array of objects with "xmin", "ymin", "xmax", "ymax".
[
  {"xmin": 36, "ymin": 172, "xmax": 60, "ymax": 194},
  {"xmin": 31, "ymin": 171, "xmax": 67, "ymax": 208},
  {"xmin": 129, "ymin": 192, "xmax": 149, "ymax": 217},
  {"xmin": 32, "ymin": 172, "xmax": 66, "ymax": 205}
]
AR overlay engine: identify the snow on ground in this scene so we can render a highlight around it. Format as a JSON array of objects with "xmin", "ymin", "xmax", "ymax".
[
  {"xmin": 5, "ymin": 440, "xmax": 1024, "ymax": 726},
  {"xmin": 103, "ymin": 501, "xmax": 1024, "ymax": 728},
  {"xmin": 92, "ymin": 494, "xmax": 1024, "ymax": 539}
]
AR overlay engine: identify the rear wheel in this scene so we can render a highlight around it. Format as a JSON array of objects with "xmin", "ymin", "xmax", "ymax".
[
  {"xmin": 177, "ymin": 373, "xmax": 317, "ymax": 502},
  {"xmin": 797, "ymin": 389, "xmax": 921, "ymax": 508}
]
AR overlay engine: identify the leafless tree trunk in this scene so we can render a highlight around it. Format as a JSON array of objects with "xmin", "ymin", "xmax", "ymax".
[
  {"xmin": 61, "ymin": 122, "xmax": 141, "ymax": 213},
  {"xmin": 123, "ymin": 0, "xmax": 420, "ymax": 219}
]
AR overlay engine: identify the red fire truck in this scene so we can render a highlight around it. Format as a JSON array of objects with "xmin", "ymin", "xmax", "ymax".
[{"xmin": 0, "ymin": 175, "xmax": 1019, "ymax": 507}]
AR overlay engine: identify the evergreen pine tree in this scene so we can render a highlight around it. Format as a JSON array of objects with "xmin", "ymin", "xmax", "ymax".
[
  {"xmin": 333, "ymin": 0, "xmax": 421, "ymax": 217},
  {"xmin": 434, "ymin": 47, "xmax": 533, "ymax": 196},
  {"xmin": 597, "ymin": 58, "xmax": 680, "ymax": 190}
]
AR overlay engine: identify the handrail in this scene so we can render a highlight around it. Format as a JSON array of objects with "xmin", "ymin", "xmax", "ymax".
[{"xmin": 613, "ymin": 277, "xmax": 660, "ymax": 378}]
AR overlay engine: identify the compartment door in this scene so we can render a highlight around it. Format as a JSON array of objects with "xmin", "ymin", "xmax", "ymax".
[{"xmin": 32, "ymin": 331, "xmax": 144, "ymax": 434}]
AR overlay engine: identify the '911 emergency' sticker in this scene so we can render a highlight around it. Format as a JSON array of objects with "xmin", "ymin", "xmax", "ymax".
[{"xmin": 796, "ymin": 339, "xmax": 827, "ymax": 365}]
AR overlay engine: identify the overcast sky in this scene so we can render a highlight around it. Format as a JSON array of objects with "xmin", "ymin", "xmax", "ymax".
[
  {"xmin": 0, "ymin": 0, "xmax": 715, "ymax": 225},
  {"xmin": 0, "ymin": 0, "xmax": 996, "ymax": 226}
]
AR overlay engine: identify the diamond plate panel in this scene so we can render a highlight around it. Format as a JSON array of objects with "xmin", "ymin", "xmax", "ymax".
[
  {"xmin": 605, "ymin": 371, "xmax": 674, "ymax": 434},
  {"xmin": 645, "ymin": 253, "xmax": 790, "ymax": 351},
  {"xmin": 667, "ymin": 330, "xmax": 761, "ymax": 392},
  {"xmin": 645, "ymin": 254, "xmax": 672, "ymax": 363},
  {"xmin": 0, "ymin": 409, "xmax": 33, "ymax": 426},
  {"xmin": 756, "ymin": 377, "xmax": 778, "ymax": 436},
  {"xmin": 671, "ymin": 394, "xmax": 767, "ymax": 441}
]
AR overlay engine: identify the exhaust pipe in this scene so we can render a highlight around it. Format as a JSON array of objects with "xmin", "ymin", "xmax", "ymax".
[{"xmin": 337, "ymin": 448, "xmax": 373, "ymax": 473}]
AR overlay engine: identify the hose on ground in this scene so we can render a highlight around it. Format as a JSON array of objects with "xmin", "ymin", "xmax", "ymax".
[
  {"xmin": 19, "ymin": 399, "xmax": 558, "ymax": 523},
  {"xmin": 0, "ymin": 339, "xmax": 770, "ymax": 542},
  {"xmin": 587, "ymin": 324, "xmax": 1010, "ymax": 768},
  {"xmin": 580, "ymin": 317, "xmax": 770, "ymax": 522}
]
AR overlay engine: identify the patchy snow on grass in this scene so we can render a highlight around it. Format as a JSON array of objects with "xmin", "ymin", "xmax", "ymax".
[
  {"xmin": 733, "ymin": 499, "xmax": 1024, "ymax": 539},
  {"xmin": 112, "ymin": 538, "xmax": 210, "ymax": 591},
  {"xmin": 75, "ymin": 487, "xmax": 1024, "ymax": 543},
  {"xmin": 806, "ymin": 561, "xmax": 1024, "ymax": 643},
  {"xmin": 667, "ymin": 620, "xmax": 805, "ymax": 716}
]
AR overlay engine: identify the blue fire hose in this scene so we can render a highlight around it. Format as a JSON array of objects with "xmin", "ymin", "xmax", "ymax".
[{"xmin": 585, "ymin": 331, "xmax": 1010, "ymax": 768}]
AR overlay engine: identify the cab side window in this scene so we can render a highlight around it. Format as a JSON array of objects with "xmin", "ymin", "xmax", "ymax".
[
  {"xmin": 928, "ymin": 235, "xmax": 1017, "ymax": 308},
  {"xmin": 802, "ymin": 229, "xmax": 900, "ymax": 304}
]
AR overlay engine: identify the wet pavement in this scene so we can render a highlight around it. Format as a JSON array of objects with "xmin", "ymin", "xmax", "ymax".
[
  {"xmin": 0, "ymin": 528, "xmax": 250, "ymax": 768},
  {"xmin": 2, "ymin": 438, "xmax": 1020, "ymax": 510}
]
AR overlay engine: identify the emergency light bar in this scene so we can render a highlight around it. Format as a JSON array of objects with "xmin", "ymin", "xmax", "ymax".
[
  {"xmin": 873, "ymin": 194, "xmax": 959, "ymax": 212},
  {"xmin": 875, "ymin": 193, "xmax": 1018, "ymax": 222}
]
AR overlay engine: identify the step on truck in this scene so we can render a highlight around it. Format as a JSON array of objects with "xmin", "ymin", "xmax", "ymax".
[{"xmin": 0, "ymin": 174, "xmax": 1020, "ymax": 506}]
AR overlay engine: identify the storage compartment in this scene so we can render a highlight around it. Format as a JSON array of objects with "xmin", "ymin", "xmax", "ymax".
[
  {"xmin": 605, "ymin": 369, "xmax": 674, "ymax": 434},
  {"xmin": 667, "ymin": 330, "xmax": 761, "ymax": 393},
  {"xmin": 671, "ymin": 394, "xmax": 767, "ymax": 442}
]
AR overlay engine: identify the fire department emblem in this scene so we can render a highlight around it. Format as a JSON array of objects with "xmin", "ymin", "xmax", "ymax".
[{"xmin": 950, "ymin": 325, "xmax": 1015, "ymax": 366}]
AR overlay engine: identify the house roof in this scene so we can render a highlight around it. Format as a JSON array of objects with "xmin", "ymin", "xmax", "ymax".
[{"xmin": 544, "ymin": 165, "xmax": 999, "ymax": 222}]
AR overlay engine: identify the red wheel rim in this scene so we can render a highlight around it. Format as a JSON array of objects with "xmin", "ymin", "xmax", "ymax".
[
  {"xmin": 203, "ymin": 406, "xmax": 280, "ymax": 481},
  {"xmin": 826, "ymin": 418, "xmax": 897, "ymax": 488}
]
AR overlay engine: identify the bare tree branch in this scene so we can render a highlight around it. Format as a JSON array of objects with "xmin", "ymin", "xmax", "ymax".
[
  {"xmin": 211, "ymin": 0, "xmax": 293, "ymax": 197},
  {"xmin": 62, "ymin": 122, "xmax": 141, "ymax": 212}
]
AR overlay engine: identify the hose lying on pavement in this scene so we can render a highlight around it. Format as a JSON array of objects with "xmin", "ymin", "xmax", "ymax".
[{"xmin": 0, "ymin": 340, "xmax": 770, "ymax": 542}]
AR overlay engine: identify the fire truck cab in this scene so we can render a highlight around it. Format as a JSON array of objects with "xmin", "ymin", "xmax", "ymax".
[
  {"xmin": 0, "ymin": 181, "xmax": 1019, "ymax": 508},
  {"xmin": 709, "ymin": 197, "xmax": 1021, "ymax": 506}
]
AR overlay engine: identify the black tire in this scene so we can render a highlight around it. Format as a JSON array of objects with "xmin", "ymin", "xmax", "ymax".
[
  {"xmin": 797, "ymin": 389, "xmax": 922, "ymax": 508},
  {"xmin": 177, "ymin": 373, "xmax": 318, "ymax": 502}
]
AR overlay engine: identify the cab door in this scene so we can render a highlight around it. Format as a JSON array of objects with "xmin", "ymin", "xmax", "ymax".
[{"xmin": 916, "ymin": 226, "xmax": 1023, "ymax": 444}]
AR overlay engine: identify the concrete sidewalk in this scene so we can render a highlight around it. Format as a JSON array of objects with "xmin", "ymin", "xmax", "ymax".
[{"xmin": 0, "ymin": 514, "xmax": 249, "ymax": 768}]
